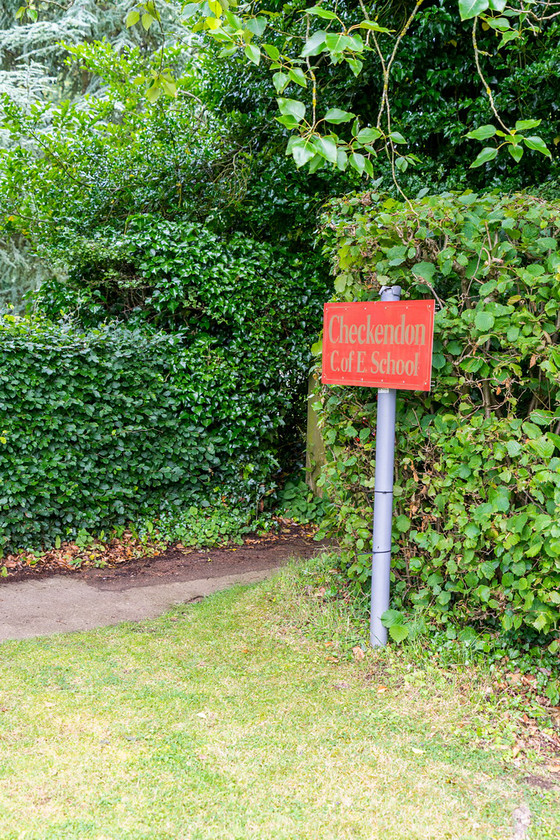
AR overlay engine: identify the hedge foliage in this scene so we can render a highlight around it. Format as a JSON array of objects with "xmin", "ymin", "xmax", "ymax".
[
  {"xmin": 316, "ymin": 191, "xmax": 560, "ymax": 653},
  {"xmin": 2, "ymin": 221, "xmax": 328, "ymax": 549}
]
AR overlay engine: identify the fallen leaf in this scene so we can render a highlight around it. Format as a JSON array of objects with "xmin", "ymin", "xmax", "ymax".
[
  {"xmin": 352, "ymin": 646, "xmax": 365, "ymax": 661},
  {"xmin": 545, "ymin": 763, "xmax": 560, "ymax": 773}
]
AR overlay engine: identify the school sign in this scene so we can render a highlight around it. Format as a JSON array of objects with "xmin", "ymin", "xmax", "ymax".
[
  {"xmin": 321, "ymin": 289, "xmax": 435, "ymax": 647},
  {"xmin": 322, "ymin": 300, "xmax": 435, "ymax": 391}
]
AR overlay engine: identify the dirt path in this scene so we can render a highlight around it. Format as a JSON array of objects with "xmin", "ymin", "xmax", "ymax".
[{"xmin": 0, "ymin": 529, "xmax": 328, "ymax": 642}]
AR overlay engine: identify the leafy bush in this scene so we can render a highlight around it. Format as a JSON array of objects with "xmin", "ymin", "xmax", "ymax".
[
  {"xmin": 31, "ymin": 214, "xmax": 326, "ymax": 342},
  {"xmin": 277, "ymin": 476, "xmax": 329, "ymax": 524},
  {"xmin": 315, "ymin": 190, "xmax": 560, "ymax": 649},
  {"xmin": 0, "ymin": 252, "xmax": 323, "ymax": 550},
  {"xmin": 136, "ymin": 501, "xmax": 277, "ymax": 549}
]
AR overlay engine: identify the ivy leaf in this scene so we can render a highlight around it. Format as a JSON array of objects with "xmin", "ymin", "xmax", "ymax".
[
  {"xmin": 458, "ymin": 0, "xmax": 489, "ymax": 20},
  {"xmin": 488, "ymin": 0, "xmax": 506, "ymax": 9},
  {"xmin": 470, "ymin": 146, "xmax": 498, "ymax": 168}
]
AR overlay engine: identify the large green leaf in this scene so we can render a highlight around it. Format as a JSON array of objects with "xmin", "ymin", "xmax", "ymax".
[
  {"xmin": 315, "ymin": 136, "xmax": 338, "ymax": 164},
  {"xmin": 466, "ymin": 124, "xmax": 496, "ymax": 141},
  {"xmin": 244, "ymin": 44, "xmax": 261, "ymax": 66},
  {"xmin": 304, "ymin": 5, "xmax": 339, "ymax": 19},
  {"xmin": 523, "ymin": 135, "xmax": 552, "ymax": 158},
  {"xmin": 412, "ymin": 261, "xmax": 435, "ymax": 282},
  {"xmin": 289, "ymin": 138, "xmax": 315, "ymax": 168},
  {"xmin": 459, "ymin": 0, "xmax": 489, "ymax": 20},
  {"xmin": 515, "ymin": 119, "xmax": 541, "ymax": 131},
  {"xmin": 356, "ymin": 126, "xmax": 381, "ymax": 144},
  {"xmin": 474, "ymin": 311, "xmax": 495, "ymax": 332},
  {"xmin": 528, "ymin": 436, "xmax": 555, "ymax": 460},
  {"xmin": 388, "ymin": 624, "xmax": 409, "ymax": 643},
  {"xmin": 276, "ymin": 98, "xmax": 306, "ymax": 122},
  {"xmin": 469, "ymin": 146, "xmax": 498, "ymax": 168},
  {"xmin": 300, "ymin": 30, "xmax": 328, "ymax": 57},
  {"xmin": 324, "ymin": 108, "xmax": 355, "ymax": 124}
]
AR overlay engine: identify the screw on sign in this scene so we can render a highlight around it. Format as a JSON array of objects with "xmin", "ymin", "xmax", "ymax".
[{"xmin": 321, "ymin": 287, "xmax": 435, "ymax": 646}]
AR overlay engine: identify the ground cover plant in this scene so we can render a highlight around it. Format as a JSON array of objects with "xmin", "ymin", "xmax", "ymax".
[
  {"xmin": 0, "ymin": 560, "xmax": 558, "ymax": 840},
  {"xmin": 314, "ymin": 189, "xmax": 560, "ymax": 681}
]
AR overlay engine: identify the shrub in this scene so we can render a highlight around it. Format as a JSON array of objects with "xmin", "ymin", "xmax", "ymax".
[
  {"xmin": 30, "ymin": 214, "xmax": 326, "ymax": 339},
  {"xmin": 2, "ymin": 216, "xmax": 329, "ymax": 550},
  {"xmin": 315, "ymin": 190, "xmax": 560, "ymax": 647},
  {"xmin": 0, "ymin": 304, "xmax": 316, "ymax": 549}
]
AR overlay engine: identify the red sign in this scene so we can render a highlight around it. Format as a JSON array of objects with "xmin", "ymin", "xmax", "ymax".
[{"xmin": 322, "ymin": 300, "xmax": 435, "ymax": 391}]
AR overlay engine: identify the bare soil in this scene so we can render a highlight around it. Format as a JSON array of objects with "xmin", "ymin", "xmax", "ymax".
[{"xmin": 1, "ymin": 523, "xmax": 330, "ymax": 591}]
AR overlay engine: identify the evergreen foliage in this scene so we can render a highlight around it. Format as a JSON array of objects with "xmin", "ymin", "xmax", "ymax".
[
  {"xmin": 0, "ymin": 219, "xmax": 326, "ymax": 550},
  {"xmin": 316, "ymin": 190, "xmax": 560, "ymax": 654}
]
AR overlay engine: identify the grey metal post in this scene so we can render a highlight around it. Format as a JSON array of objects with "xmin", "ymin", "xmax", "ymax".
[{"xmin": 370, "ymin": 285, "xmax": 401, "ymax": 647}]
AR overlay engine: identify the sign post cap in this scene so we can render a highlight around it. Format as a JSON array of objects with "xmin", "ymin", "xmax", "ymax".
[{"xmin": 380, "ymin": 285, "xmax": 402, "ymax": 300}]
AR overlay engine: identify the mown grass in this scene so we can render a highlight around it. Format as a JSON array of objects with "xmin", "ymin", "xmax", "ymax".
[{"xmin": 0, "ymin": 555, "xmax": 557, "ymax": 840}]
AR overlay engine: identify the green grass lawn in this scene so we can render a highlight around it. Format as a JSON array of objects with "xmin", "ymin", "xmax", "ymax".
[{"xmin": 0, "ymin": 559, "xmax": 557, "ymax": 840}]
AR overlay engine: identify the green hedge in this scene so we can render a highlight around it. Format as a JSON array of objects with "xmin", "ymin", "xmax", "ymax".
[
  {"xmin": 0, "ymin": 316, "xmax": 294, "ymax": 550},
  {"xmin": 316, "ymin": 191, "xmax": 560, "ymax": 652},
  {"xmin": 1, "ymin": 218, "xmax": 329, "ymax": 550}
]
